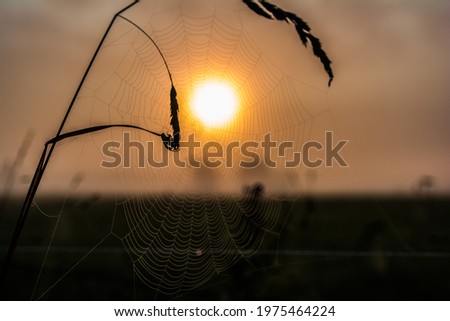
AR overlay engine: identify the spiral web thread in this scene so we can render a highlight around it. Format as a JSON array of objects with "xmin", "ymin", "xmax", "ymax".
[{"xmin": 24, "ymin": 0, "xmax": 334, "ymax": 299}]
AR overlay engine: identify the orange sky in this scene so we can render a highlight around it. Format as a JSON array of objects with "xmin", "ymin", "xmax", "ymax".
[{"xmin": 0, "ymin": 0, "xmax": 449, "ymax": 196}]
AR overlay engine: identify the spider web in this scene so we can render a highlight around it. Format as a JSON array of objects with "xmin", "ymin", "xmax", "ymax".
[{"xmin": 11, "ymin": 0, "xmax": 335, "ymax": 299}]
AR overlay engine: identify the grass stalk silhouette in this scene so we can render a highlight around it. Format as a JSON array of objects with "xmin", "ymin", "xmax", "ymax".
[
  {"xmin": 243, "ymin": 0, "xmax": 334, "ymax": 86},
  {"xmin": 0, "ymin": 0, "xmax": 181, "ymax": 292}
]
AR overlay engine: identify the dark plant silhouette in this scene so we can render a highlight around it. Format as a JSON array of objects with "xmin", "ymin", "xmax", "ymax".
[
  {"xmin": 243, "ymin": 0, "xmax": 334, "ymax": 86},
  {"xmin": 117, "ymin": 14, "xmax": 180, "ymax": 151},
  {"xmin": 169, "ymin": 85, "xmax": 180, "ymax": 150},
  {"xmin": 242, "ymin": 0, "xmax": 273, "ymax": 19},
  {"xmin": 0, "ymin": 0, "xmax": 183, "ymax": 289}
]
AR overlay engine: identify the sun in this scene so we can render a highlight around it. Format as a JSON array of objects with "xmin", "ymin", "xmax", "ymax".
[{"xmin": 191, "ymin": 80, "xmax": 238, "ymax": 128}]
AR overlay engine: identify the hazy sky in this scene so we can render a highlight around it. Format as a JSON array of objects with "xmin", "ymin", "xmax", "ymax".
[{"xmin": 0, "ymin": 0, "xmax": 449, "ymax": 196}]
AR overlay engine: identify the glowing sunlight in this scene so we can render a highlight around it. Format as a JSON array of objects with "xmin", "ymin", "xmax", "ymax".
[{"xmin": 191, "ymin": 80, "xmax": 238, "ymax": 128}]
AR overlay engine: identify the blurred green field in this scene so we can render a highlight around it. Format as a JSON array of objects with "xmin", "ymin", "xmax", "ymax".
[{"xmin": 1, "ymin": 196, "xmax": 449, "ymax": 300}]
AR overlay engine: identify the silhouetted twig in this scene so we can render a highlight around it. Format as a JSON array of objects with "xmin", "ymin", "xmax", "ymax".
[
  {"xmin": 0, "ymin": 0, "xmax": 181, "ymax": 292},
  {"xmin": 118, "ymin": 14, "xmax": 181, "ymax": 151},
  {"xmin": 243, "ymin": 0, "xmax": 334, "ymax": 86},
  {"xmin": 242, "ymin": 0, "xmax": 273, "ymax": 19}
]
